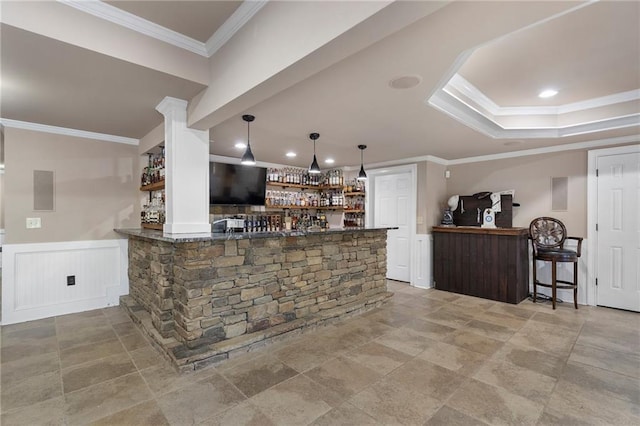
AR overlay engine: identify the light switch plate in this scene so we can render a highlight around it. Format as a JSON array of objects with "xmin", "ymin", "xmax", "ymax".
[{"xmin": 26, "ymin": 217, "xmax": 42, "ymax": 229}]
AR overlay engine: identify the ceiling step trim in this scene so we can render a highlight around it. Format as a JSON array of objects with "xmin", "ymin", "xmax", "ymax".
[
  {"xmin": 0, "ymin": 118, "xmax": 139, "ymax": 145},
  {"xmin": 430, "ymin": 88, "xmax": 640, "ymax": 139},
  {"xmin": 205, "ymin": 1, "xmax": 268, "ymax": 57},
  {"xmin": 59, "ymin": 0, "xmax": 208, "ymax": 57},
  {"xmin": 449, "ymin": 74, "xmax": 640, "ymax": 116}
]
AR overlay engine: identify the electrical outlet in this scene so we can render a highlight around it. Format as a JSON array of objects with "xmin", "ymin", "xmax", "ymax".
[
  {"xmin": 26, "ymin": 218, "xmax": 42, "ymax": 229},
  {"xmin": 67, "ymin": 275, "xmax": 76, "ymax": 286}
]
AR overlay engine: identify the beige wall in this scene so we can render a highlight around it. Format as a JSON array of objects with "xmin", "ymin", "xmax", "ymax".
[
  {"xmin": 446, "ymin": 150, "xmax": 588, "ymax": 237},
  {"xmin": 4, "ymin": 128, "xmax": 139, "ymax": 244},
  {"xmin": 424, "ymin": 161, "xmax": 447, "ymax": 232},
  {"xmin": 416, "ymin": 161, "xmax": 448, "ymax": 234}
]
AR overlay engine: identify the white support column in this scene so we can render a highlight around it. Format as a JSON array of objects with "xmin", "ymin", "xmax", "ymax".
[{"xmin": 156, "ymin": 97, "xmax": 210, "ymax": 234}]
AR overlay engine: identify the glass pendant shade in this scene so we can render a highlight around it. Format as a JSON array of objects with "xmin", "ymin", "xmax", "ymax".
[
  {"xmin": 240, "ymin": 114, "xmax": 256, "ymax": 165},
  {"xmin": 357, "ymin": 164, "xmax": 367, "ymax": 180},
  {"xmin": 309, "ymin": 155, "xmax": 321, "ymax": 174},
  {"xmin": 357, "ymin": 144, "xmax": 367, "ymax": 180},
  {"xmin": 241, "ymin": 144, "xmax": 255, "ymax": 165},
  {"xmin": 308, "ymin": 133, "xmax": 321, "ymax": 174}
]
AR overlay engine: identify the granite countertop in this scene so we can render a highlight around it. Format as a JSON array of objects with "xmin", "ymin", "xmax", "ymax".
[{"xmin": 114, "ymin": 226, "xmax": 394, "ymax": 243}]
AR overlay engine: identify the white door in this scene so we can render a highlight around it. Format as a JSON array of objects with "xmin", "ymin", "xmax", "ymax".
[
  {"xmin": 374, "ymin": 173, "xmax": 411, "ymax": 282},
  {"xmin": 596, "ymin": 152, "xmax": 640, "ymax": 311}
]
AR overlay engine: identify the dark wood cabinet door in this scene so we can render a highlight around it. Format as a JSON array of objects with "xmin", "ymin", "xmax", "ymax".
[{"xmin": 433, "ymin": 227, "xmax": 529, "ymax": 304}]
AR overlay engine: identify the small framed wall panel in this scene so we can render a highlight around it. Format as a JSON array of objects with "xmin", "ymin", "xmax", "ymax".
[
  {"xmin": 551, "ymin": 176, "xmax": 568, "ymax": 211},
  {"xmin": 33, "ymin": 170, "xmax": 55, "ymax": 211}
]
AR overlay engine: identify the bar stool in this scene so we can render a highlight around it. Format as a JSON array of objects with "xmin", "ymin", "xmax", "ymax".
[{"xmin": 529, "ymin": 217, "xmax": 583, "ymax": 309}]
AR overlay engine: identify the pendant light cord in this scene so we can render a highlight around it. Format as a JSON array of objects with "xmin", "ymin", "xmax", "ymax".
[{"xmin": 247, "ymin": 120, "xmax": 251, "ymax": 148}]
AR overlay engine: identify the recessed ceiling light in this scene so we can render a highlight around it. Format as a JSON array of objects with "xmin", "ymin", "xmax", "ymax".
[
  {"xmin": 235, "ymin": 142, "xmax": 247, "ymax": 149},
  {"xmin": 389, "ymin": 75, "xmax": 422, "ymax": 89},
  {"xmin": 285, "ymin": 152, "xmax": 296, "ymax": 158},
  {"xmin": 538, "ymin": 89, "xmax": 558, "ymax": 98},
  {"xmin": 325, "ymin": 158, "xmax": 335, "ymax": 164}
]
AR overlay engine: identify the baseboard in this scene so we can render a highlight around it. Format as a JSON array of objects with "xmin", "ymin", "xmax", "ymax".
[{"xmin": 1, "ymin": 239, "xmax": 129, "ymax": 325}]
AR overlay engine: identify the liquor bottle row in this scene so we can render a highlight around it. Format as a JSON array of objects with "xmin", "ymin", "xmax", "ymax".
[
  {"xmin": 141, "ymin": 148, "xmax": 165, "ymax": 187},
  {"xmin": 244, "ymin": 214, "xmax": 283, "ymax": 232},
  {"xmin": 344, "ymin": 178, "xmax": 366, "ymax": 193},
  {"xmin": 266, "ymin": 167, "xmax": 344, "ymax": 187},
  {"xmin": 265, "ymin": 190, "xmax": 345, "ymax": 208},
  {"xmin": 343, "ymin": 212, "xmax": 365, "ymax": 228},
  {"xmin": 141, "ymin": 191, "xmax": 165, "ymax": 225},
  {"xmin": 344, "ymin": 196, "xmax": 364, "ymax": 211},
  {"xmin": 243, "ymin": 212, "xmax": 328, "ymax": 232}
]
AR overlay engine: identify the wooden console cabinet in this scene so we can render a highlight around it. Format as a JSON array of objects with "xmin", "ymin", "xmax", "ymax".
[{"xmin": 432, "ymin": 226, "xmax": 529, "ymax": 304}]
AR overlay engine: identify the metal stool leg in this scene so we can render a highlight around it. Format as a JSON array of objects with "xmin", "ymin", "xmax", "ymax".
[
  {"xmin": 533, "ymin": 259, "xmax": 538, "ymax": 303},
  {"xmin": 573, "ymin": 261, "xmax": 578, "ymax": 309},
  {"xmin": 551, "ymin": 259, "xmax": 557, "ymax": 310}
]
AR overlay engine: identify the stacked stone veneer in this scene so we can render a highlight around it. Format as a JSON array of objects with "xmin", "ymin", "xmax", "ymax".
[{"xmin": 125, "ymin": 229, "xmax": 391, "ymax": 368}]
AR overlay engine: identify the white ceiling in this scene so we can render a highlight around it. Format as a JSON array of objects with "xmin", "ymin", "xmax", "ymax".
[
  {"xmin": 0, "ymin": 24, "xmax": 206, "ymax": 138},
  {"xmin": 457, "ymin": 1, "xmax": 640, "ymax": 106},
  {"xmin": 105, "ymin": 1, "xmax": 242, "ymax": 43},
  {"xmin": 1, "ymin": 1, "xmax": 638, "ymax": 167}
]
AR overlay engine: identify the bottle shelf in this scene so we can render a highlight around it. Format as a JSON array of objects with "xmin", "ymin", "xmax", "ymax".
[
  {"xmin": 141, "ymin": 223, "xmax": 163, "ymax": 230},
  {"xmin": 265, "ymin": 205, "xmax": 345, "ymax": 210},
  {"xmin": 266, "ymin": 181, "xmax": 344, "ymax": 191},
  {"xmin": 344, "ymin": 192, "xmax": 365, "ymax": 196},
  {"xmin": 140, "ymin": 180, "xmax": 165, "ymax": 192},
  {"xmin": 344, "ymin": 209, "xmax": 365, "ymax": 213}
]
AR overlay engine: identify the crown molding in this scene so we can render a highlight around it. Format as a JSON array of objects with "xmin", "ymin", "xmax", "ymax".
[
  {"xmin": 0, "ymin": 118, "xmax": 139, "ymax": 145},
  {"xmin": 59, "ymin": 0, "xmax": 266, "ymax": 58},
  {"xmin": 156, "ymin": 97, "xmax": 189, "ymax": 116},
  {"xmin": 447, "ymin": 134, "xmax": 640, "ymax": 165},
  {"xmin": 205, "ymin": 1, "xmax": 268, "ymax": 57},
  {"xmin": 353, "ymin": 134, "xmax": 639, "ymax": 171},
  {"xmin": 58, "ymin": 0, "xmax": 208, "ymax": 57},
  {"xmin": 449, "ymin": 74, "xmax": 640, "ymax": 117},
  {"xmin": 430, "ymin": 87, "xmax": 640, "ymax": 139}
]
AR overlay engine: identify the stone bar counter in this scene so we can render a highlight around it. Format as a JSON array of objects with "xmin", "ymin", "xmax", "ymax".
[{"xmin": 115, "ymin": 227, "xmax": 392, "ymax": 371}]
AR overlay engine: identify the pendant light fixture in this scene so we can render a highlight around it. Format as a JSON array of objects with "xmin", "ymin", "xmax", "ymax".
[
  {"xmin": 357, "ymin": 144, "xmax": 367, "ymax": 180},
  {"xmin": 308, "ymin": 132, "xmax": 321, "ymax": 174},
  {"xmin": 240, "ymin": 114, "xmax": 256, "ymax": 165}
]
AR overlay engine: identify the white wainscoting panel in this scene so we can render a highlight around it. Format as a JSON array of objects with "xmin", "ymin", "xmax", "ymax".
[
  {"xmin": 529, "ymin": 238, "xmax": 592, "ymax": 306},
  {"xmin": 413, "ymin": 234, "xmax": 433, "ymax": 289},
  {"xmin": 2, "ymin": 239, "xmax": 129, "ymax": 325}
]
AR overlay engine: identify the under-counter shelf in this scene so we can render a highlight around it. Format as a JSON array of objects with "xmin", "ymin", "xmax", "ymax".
[
  {"xmin": 141, "ymin": 223, "xmax": 163, "ymax": 230},
  {"xmin": 140, "ymin": 180, "xmax": 165, "ymax": 192}
]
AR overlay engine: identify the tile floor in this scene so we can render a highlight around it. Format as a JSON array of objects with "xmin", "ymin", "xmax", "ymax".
[{"xmin": 1, "ymin": 281, "xmax": 639, "ymax": 425}]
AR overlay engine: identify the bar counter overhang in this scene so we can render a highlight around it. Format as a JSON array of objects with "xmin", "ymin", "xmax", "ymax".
[{"xmin": 115, "ymin": 227, "xmax": 393, "ymax": 371}]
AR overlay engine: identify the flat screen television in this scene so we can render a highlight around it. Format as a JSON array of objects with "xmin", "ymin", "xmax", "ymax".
[{"xmin": 209, "ymin": 162, "xmax": 267, "ymax": 205}]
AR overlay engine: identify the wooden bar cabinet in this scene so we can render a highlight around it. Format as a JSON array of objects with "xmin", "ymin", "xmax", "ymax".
[{"xmin": 432, "ymin": 226, "xmax": 529, "ymax": 304}]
